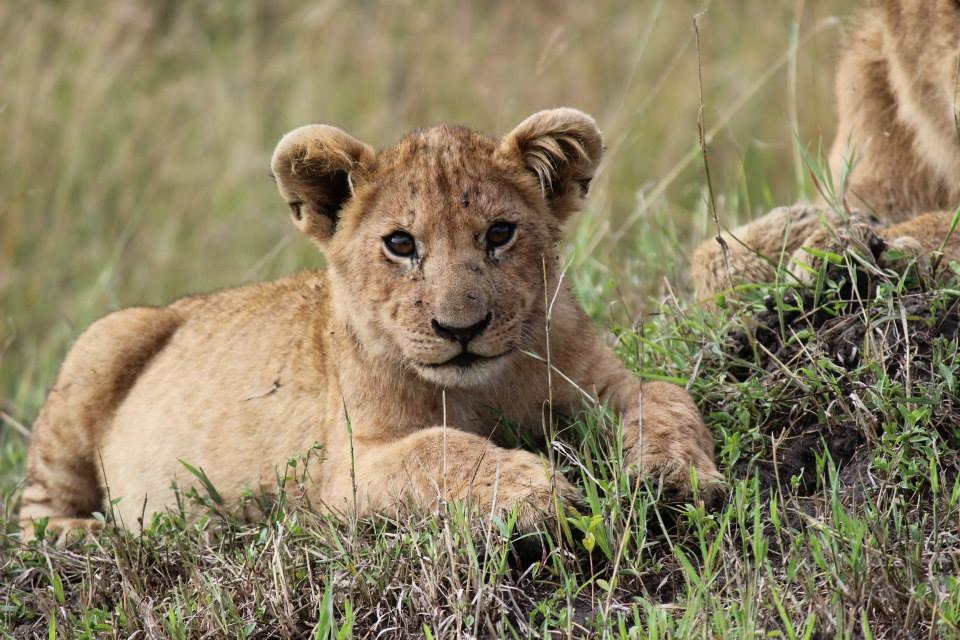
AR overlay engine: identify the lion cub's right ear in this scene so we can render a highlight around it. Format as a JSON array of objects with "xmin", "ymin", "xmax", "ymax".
[{"xmin": 271, "ymin": 125, "xmax": 376, "ymax": 243}]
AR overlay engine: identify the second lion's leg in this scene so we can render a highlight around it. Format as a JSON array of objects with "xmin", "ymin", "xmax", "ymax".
[
  {"xmin": 691, "ymin": 204, "xmax": 843, "ymax": 302},
  {"xmin": 322, "ymin": 427, "xmax": 581, "ymax": 531},
  {"xmin": 880, "ymin": 210, "xmax": 960, "ymax": 266}
]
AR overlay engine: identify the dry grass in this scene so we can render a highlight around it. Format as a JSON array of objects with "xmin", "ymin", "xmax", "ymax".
[
  {"xmin": 0, "ymin": 0, "xmax": 846, "ymax": 415},
  {"xmin": 7, "ymin": 1, "xmax": 960, "ymax": 638}
]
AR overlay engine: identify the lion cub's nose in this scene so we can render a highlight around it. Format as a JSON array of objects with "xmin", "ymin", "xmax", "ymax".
[{"xmin": 431, "ymin": 314, "xmax": 491, "ymax": 344}]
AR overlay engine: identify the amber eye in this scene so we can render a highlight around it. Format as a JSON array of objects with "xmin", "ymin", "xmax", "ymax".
[
  {"xmin": 485, "ymin": 221, "xmax": 516, "ymax": 250},
  {"xmin": 384, "ymin": 231, "xmax": 417, "ymax": 258}
]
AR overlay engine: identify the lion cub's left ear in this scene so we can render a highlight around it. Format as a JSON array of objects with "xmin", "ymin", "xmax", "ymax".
[
  {"xmin": 496, "ymin": 108, "xmax": 603, "ymax": 220},
  {"xmin": 271, "ymin": 125, "xmax": 376, "ymax": 244}
]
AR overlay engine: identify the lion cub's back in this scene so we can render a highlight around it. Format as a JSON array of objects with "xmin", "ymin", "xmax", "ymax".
[{"xmin": 99, "ymin": 269, "xmax": 336, "ymax": 525}]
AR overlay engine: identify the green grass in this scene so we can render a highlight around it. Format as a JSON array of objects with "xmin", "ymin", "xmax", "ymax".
[
  {"xmin": 6, "ymin": 259, "xmax": 960, "ymax": 637},
  {"xmin": 5, "ymin": 1, "xmax": 960, "ymax": 638}
]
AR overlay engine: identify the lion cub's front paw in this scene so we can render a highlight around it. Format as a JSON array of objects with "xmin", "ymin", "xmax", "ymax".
[
  {"xmin": 494, "ymin": 455, "xmax": 584, "ymax": 533},
  {"xmin": 784, "ymin": 213, "xmax": 933, "ymax": 286},
  {"xmin": 21, "ymin": 517, "xmax": 104, "ymax": 545},
  {"xmin": 627, "ymin": 441, "xmax": 726, "ymax": 507},
  {"xmin": 789, "ymin": 217, "xmax": 933, "ymax": 286},
  {"xmin": 623, "ymin": 382, "xmax": 726, "ymax": 507},
  {"xmin": 877, "ymin": 234, "xmax": 930, "ymax": 275},
  {"xmin": 634, "ymin": 452, "xmax": 726, "ymax": 508},
  {"xmin": 787, "ymin": 215, "xmax": 884, "ymax": 286},
  {"xmin": 458, "ymin": 448, "xmax": 583, "ymax": 535}
]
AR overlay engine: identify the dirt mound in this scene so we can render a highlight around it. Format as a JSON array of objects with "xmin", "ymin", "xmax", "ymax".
[{"xmin": 718, "ymin": 252, "xmax": 960, "ymax": 495}]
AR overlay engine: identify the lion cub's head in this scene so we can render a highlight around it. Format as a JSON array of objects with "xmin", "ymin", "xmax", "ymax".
[{"xmin": 271, "ymin": 109, "xmax": 602, "ymax": 387}]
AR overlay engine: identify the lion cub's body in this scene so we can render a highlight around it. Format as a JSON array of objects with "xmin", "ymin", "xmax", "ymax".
[
  {"xmin": 21, "ymin": 110, "xmax": 720, "ymax": 537},
  {"xmin": 20, "ymin": 274, "xmax": 328, "ymax": 527},
  {"xmin": 24, "ymin": 270, "xmax": 575, "ymax": 527},
  {"xmin": 832, "ymin": 1, "xmax": 960, "ymax": 220},
  {"xmin": 692, "ymin": 0, "xmax": 960, "ymax": 298}
]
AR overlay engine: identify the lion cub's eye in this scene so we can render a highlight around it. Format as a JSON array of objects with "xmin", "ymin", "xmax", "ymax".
[
  {"xmin": 383, "ymin": 231, "xmax": 417, "ymax": 258},
  {"xmin": 485, "ymin": 221, "xmax": 516, "ymax": 250}
]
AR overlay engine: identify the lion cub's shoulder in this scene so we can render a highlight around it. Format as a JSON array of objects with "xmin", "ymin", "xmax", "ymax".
[{"xmin": 170, "ymin": 269, "xmax": 328, "ymax": 317}]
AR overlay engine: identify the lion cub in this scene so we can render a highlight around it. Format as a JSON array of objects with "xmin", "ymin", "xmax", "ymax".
[
  {"xmin": 20, "ymin": 109, "xmax": 721, "ymax": 538},
  {"xmin": 692, "ymin": 0, "xmax": 960, "ymax": 299}
]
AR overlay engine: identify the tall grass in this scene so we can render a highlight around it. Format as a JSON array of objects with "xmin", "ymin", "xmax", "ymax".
[
  {"xmin": 12, "ymin": 2, "xmax": 953, "ymax": 637},
  {"xmin": 1, "ymin": 0, "xmax": 846, "ymax": 429}
]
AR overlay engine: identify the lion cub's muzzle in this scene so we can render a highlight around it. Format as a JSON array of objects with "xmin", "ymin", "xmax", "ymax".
[
  {"xmin": 430, "ymin": 313, "xmax": 491, "ymax": 345},
  {"xmin": 425, "ymin": 312, "xmax": 508, "ymax": 368},
  {"xmin": 425, "ymin": 312, "xmax": 509, "ymax": 369}
]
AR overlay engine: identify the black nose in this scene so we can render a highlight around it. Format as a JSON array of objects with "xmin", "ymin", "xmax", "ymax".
[{"xmin": 431, "ymin": 313, "xmax": 491, "ymax": 344}]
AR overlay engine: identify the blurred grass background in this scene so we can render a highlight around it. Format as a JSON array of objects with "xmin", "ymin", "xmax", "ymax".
[{"xmin": 1, "ymin": 0, "xmax": 850, "ymax": 479}]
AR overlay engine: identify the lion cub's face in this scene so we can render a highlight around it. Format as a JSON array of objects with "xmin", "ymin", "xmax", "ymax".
[
  {"xmin": 328, "ymin": 127, "xmax": 557, "ymax": 388},
  {"xmin": 271, "ymin": 109, "xmax": 602, "ymax": 388}
]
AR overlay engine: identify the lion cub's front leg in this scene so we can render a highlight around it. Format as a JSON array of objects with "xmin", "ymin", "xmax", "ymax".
[
  {"xmin": 562, "ymin": 331, "xmax": 723, "ymax": 501},
  {"xmin": 328, "ymin": 427, "xmax": 580, "ymax": 531},
  {"xmin": 620, "ymin": 382, "xmax": 723, "ymax": 500}
]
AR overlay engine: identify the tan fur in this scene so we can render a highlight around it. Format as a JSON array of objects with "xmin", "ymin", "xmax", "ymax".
[
  {"xmin": 20, "ymin": 109, "xmax": 721, "ymax": 539},
  {"xmin": 692, "ymin": 0, "xmax": 960, "ymax": 300}
]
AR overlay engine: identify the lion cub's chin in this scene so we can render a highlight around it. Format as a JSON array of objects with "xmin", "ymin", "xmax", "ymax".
[{"xmin": 412, "ymin": 352, "xmax": 513, "ymax": 388}]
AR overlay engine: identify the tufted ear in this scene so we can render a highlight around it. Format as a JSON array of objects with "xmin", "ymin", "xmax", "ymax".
[
  {"xmin": 496, "ymin": 108, "xmax": 603, "ymax": 220},
  {"xmin": 271, "ymin": 124, "xmax": 376, "ymax": 243}
]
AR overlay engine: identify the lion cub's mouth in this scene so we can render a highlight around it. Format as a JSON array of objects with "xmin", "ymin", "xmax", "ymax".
[{"xmin": 423, "ymin": 350, "xmax": 509, "ymax": 369}]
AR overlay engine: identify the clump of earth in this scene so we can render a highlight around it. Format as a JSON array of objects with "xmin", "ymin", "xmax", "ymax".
[{"xmin": 716, "ymin": 242, "xmax": 960, "ymax": 497}]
